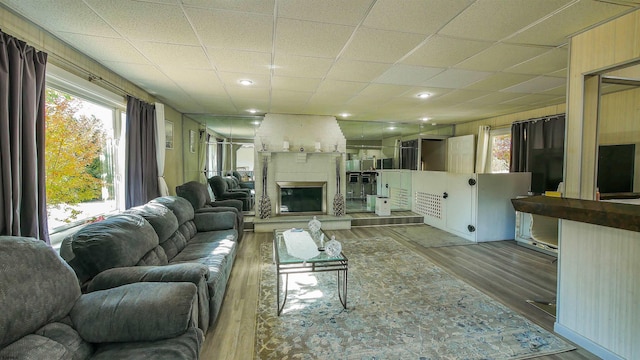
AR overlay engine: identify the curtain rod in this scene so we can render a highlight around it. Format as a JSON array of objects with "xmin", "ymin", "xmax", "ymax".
[
  {"xmin": 511, "ymin": 113, "xmax": 565, "ymax": 125},
  {"xmin": 48, "ymin": 52, "xmax": 131, "ymax": 98}
]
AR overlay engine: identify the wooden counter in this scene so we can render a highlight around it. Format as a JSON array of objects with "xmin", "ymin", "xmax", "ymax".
[{"xmin": 511, "ymin": 195, "xmax": 640, "ymax": 233}]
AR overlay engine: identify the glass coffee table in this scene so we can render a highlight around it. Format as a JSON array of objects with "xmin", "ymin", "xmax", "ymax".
[{"xmin": 273, "ymin": 228, "xmax": 348, "ymax": 316}]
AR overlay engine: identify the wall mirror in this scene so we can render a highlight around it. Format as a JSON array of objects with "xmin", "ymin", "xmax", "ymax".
[
  {"xmin": 182, "ymin": 114, "xmax": 454, "ymax": 212},
  {"xmin": 596, "ymin": 62, "xmax": 640, "ymax": 204}
]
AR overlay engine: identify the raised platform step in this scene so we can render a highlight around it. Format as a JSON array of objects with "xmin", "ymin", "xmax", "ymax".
[
  {"xmin": 350, "ymin": 212, "xmax": 424, "ymax": 227},
  {"xmin": 252, "ymin": 215, "xmax": 352, "ymax": 232},
  {"xmin": 243, "ymin": 211, "xmax": 423, "ymax": 232}
]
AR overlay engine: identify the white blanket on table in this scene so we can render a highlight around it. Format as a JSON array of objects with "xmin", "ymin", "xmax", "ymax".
[{"xmin": 283, "ymin": 229, "xmax": 320, "ymax": 260}]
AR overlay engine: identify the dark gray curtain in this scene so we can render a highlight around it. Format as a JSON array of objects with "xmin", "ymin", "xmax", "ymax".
[
  {"xmin": 0, "ymin": 30, "xmax": 49, "ymax": 242},
  {"xmin": 400, "ymin": 140, "xmax": 418, "ymax": 170},
  {"xmin": 216, "ymin": 138, "xmax": 223, "ymax": 176},
  {"xmin": 510, "ymin": 114, "xmax": 565, "ymax": 193},
  {"xmin": 125, "ymin": 96, "xmax": 159, "ymax": 209}
]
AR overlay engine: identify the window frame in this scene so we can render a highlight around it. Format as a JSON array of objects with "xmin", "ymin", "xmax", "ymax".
[
  {"xmin": 45, "ymin": 64, "xmax": 126, "ymax": 237},
  {"xmin": 487, "ymin": 127, "xmax": 512, "ymax": 174}
]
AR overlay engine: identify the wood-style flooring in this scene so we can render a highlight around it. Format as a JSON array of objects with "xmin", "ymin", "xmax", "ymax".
[{"xmin": 200, "ymin": 225, "xmax": 599, "ymax": 360}]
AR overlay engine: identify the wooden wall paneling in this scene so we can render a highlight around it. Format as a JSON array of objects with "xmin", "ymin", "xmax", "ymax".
[{"xmin": 559, "ymin": 9, "xmax": 640, "ymax": 360}]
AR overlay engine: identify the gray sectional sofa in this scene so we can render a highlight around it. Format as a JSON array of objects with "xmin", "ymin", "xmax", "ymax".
[
  {"xmin": 61, "ymin": 196, "xmax": 240, "ymax": 335},
  {"xmin": 0, "ymin": 236, "xmax": 203, "ymax": 359}
]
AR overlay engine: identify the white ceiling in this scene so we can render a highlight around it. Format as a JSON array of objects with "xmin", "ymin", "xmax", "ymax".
[{"xmin": 2, "ymin": 0, "xmax": 640, "ymax": 130}]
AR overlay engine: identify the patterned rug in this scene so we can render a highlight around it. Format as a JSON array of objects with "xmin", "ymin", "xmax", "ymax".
[{"xmin": 255, "ymin": 236, "xmax": 574, "ymax": 360}]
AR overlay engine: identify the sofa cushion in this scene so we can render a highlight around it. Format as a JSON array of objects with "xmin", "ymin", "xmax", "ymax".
[
  {"xmin": 70, "ymin": 214, "xmax": 164, "ymax": 279},
  {"xmin": 150, "ymin": 196, "xmax": 195, "ymax": 226},
  {"xmin": 175, "ymin": 181, "xmax": 210, "ymax": 209},
  {"xmin": 35, "ymin": 322, "xmax": 93, "ymax": 360},
  {"xmin": 90, "ymin": 328, "xmax": 203, "ymax": 360},
  {"xmin": 0, "ymin": 237, "xmax": 81, "ymax": 349},
  {"xmin": 0, "ymin": 334, "xmax": 72, "ymax": 360},
  {"xmin": 126, "ymin": 203, "xmax": 179, "ymax": 244}
]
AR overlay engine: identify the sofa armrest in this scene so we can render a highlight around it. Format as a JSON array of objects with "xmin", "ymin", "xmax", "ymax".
[
  {"xmin": 70, "ymin": 282, "xmax": 198, "ymax": 343},
  {"xmin": 86, "ymin": 263, "xmax": 209, "ymax": 292},
  {"xmin": 86, "ymin": 263, "xmax": 211, "ymax": 333},
  {"xmin": 194, "ymin": 211, "xmax": 237, "ymax": 232}
]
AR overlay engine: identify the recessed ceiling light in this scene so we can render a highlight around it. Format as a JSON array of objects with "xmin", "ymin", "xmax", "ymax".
[
  {"xmin": 251, "ymin": 120, "xmax": 261, "ymax": 125},
  {"xmin": 417, "ymin": 92, "xmax": 431, "ymax": 99},
  {"xmin": 239, "ymin": 79, "xmax": 253, "ymax": 86},
  {"xmin": 420, "ymin": 117, "xmax": 431, "ymax": 121},
  {"xmin": 388, "ymin": 126, "xmax": 396, "ymax": 131},
  {"xmin": 339, "ymin": 112, "xmax": 351, "ymax": 118},
  {"xmin": 247, "ymin": 109, "xmax": 258, "ymax": 114}
]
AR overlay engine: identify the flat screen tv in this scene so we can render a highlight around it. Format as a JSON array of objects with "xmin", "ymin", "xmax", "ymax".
[
  {"xmin": 528, "ymin": 148, "xmax": 564, "ymax": 194},
  {"xmin": 597, "ymin": 144, "xmax": 635, "ymax": 194}
]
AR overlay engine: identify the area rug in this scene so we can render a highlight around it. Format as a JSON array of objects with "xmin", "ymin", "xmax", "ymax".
[{"xmin": 255, "ymin": 236, "xmax": 574, "ymax": 359}]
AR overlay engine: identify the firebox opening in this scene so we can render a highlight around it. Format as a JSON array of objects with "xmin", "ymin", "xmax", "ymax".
[{"xmin": 276, "ymin": 181, "xmax": 327, "ymax": 215}]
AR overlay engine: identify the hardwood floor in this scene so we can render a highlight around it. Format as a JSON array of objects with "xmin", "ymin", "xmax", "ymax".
[{"xmin": 200, "ymin": 225, "xmax": 600, "ymax": 360}]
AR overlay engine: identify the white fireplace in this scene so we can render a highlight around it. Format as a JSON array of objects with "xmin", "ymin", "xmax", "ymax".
[{"xmin": 254, "ymin": 114, "xmax": 346, "ymax": 217}]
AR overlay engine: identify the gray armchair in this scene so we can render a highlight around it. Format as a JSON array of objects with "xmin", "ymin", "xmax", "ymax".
[
  {"xmin": 176, "ymin": 180, "xmax": 244, "ymax": 241},
  {"xmin": 0, "ymin": 236, "xmax": 203, "ymax": 359},
  {"xmin": 208, "ymin": 175, "xmax": 252, "ymax": 211},
  {"xmin": 230, "ymin": 171, "xmax": 254, "ymax": 190}
]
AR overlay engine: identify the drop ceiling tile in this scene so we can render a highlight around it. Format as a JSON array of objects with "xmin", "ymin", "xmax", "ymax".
[
  {"xmin": 187, "ymin": 8, "xmax": 273, "ymax": 52},
  {"xmin": 57, "ymin": 33, "xmax": 149, "ymax": 64},
  {"xmin": 439, "ymin": 0, "xmax": 573, "ymax": 41},
  {"xmin": 161, "ymin": 68, "xmax": 227, "ymax": 95},
  {"xmin": 465, "ymin": 73, "xmax": 537, "ymax": 91},
  {"xmin": 275, "ymin": 18, "xmax": 355, "ymax": 58},
  {"xmin": 86, "ymin": 0, "xmax": 199, "ymax": 44},
  {"xmin": 541, "ymin": 85, "xmax": 567, "ymax": 96},
  {"xmin": 507, "ymin": 1, "xmax": 632, "ymax": 46},
  {"xmin": 364, "ymin": 0, "xmax": 473, "ymax": 34},
  {"xmin": 435, "ymin": 89, "xmax": 493, "ymax": 103},
  {"xmin": 217, "ymin": 72, "xmax": 271, "ymax": 88},
  {"xmin": 454, "ymin": 43, "xmax": 550, "ymax": 72},
  {"xmin": 273, "ymin": 54, "xmax": 334, "ymax": 78},
  {"xmin": 208, "ymin": 49, "xmax": 272, "ymax": 75},
  {"xmin": 270, "ymin": 89, "xmax": 313, "ymax": 106},
  {"xmin": 326, "ymin": 60, "xmax": 390, "ymax": 82},
  {"xmin": 2, "ymin": 0, "xmax": 119, "ymax": 37},
  {"xmin": 182, "ymin": 0, "xmax": 275, "ymax": 14},
  {"xmin": 232, "ymin": 98, "xmax": 271, "ymax": 113},
  {"xmin": 422, "ymin": 69, "xmax": 492, "ymax": 88},
  {"xmin": 356, "ymin": 83, "xmax": 415, "ymax": 99},
  {"xmin": 272, "ymin": 76, "xmax": 321, "ymax": 92},
  {"xmin": 466, "ymin": 91, "xmax": 530, "ymax": 104},
  {"xmin": 224, "ymin": 85, "xmax": 271, "ymax": 100},
  {"xmin": 500, "ymin": 93, "xmax": 562, "ymax": 106},
  {"xmin": 373, "ymin": 65, "xmax": 445, "ymax": 86},
  {"xmin": 133, "ymin": 42, "xmax": 211, "ymax": 69},
  {"xmin": 100, "ymin": 61, "xmax": 173, "ymax": 92},
  {"xmin": 315, "ymin": 80, "xmax": 368, "ymax": 95},
  {"xmin": 502, "ymin": 76, "xmax": 566, "ymax": 93},
  {"xmin": 341, "ymin": 28, "xmax": 426, "ymax": 63},
  {"xmin": 402, "ymin": 36, "xmax": 492, "ymax": 67},
  {"xmin": 278, "ymin": 0, "xmax": 373, "ymax": 25},
  {"xmin": 504, "ymin": 48, "xmax": 568, "ymax": 75}
]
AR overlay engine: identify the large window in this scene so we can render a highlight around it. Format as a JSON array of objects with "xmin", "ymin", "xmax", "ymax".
[
  {"xmin": 46, "ymin": 66, "xmax": 125, "ymax": 234},
  {"xmin": 488, "ymin": 128, "xmax": 511, "ymax": 173}
]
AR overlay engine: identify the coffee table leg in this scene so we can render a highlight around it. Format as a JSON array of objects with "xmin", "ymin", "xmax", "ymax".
[
  {"xmin": 277, "ymin": 273, "xmax": 288, "ymax": 316},
  {"xmin": 337, "ymin": 269, "xmax": 348, "ymax": 309}
]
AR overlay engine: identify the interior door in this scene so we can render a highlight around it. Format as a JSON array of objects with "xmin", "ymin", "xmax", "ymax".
[{"xmin": 447, "ymin": 135, "xmax": 475, "ymax": 173}]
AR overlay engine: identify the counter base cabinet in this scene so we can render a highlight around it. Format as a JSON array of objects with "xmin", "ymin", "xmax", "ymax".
[{"xmin": 412, "ymin": 171, "xmax": 531, "ymax": 242}]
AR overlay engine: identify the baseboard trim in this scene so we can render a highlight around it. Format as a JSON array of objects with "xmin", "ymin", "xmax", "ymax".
[{"xmin": 554, "ymin": 322, "xmax": 623, "ymax": 360}]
